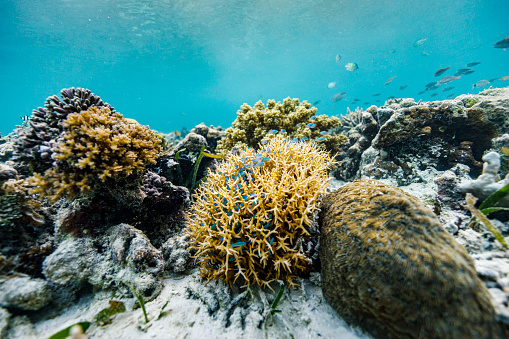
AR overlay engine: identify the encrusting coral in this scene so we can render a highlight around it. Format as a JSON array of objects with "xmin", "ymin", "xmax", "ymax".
[
  {"xmin": 215, "ymin": 97, "xmax": 347, "ymax": 155},
  {"xmin": 28, "ymin": 106, "xmax": 162, "ymax": 202},
  {"xmin": 187, "ymin": 136, "xmax": 336, "ymax": 288},
  {"xmin": 319, "ymin": 179, "xmax": 505, "ymax": 339}
]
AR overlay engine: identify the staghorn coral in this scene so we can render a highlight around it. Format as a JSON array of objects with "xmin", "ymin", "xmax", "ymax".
[
  {"xmin": 319, "ymin": 179, "xmax": 505, "ymax": 339},
  {"xmin": 29, "ymin": 106, "xmax": 162, "ymax": 202},
  {"xmin": 187, "ymin": 136, "xmax": 336, "ymax": 289},
  {"xmin": 12, "ymin": 87, "xmax": 115, "ymax": 175},
  {"xmin": 215, "ymin": 97, "xmax": 347, "ymax": 155}
]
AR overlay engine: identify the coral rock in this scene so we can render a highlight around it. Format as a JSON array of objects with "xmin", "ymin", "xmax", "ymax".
[
  {"xmin": 0, "ymin": 275, "xmax": 51, "ymax": 311},
  {"xmin": 319, "ymin": 179, "xmax": 505, "ymax": 339}
]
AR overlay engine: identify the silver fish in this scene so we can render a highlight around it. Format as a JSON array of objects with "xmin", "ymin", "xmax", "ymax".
[
  {"xmin": 438, "ymin": 76, "xmax": 461, "ymax": 84},
  {"xmin": 332, "ymin": 92, "xmax": 347, "ymax": 102},
  {"xmin": 384, "ymin": 76, "xmax": 397, "ymax": 85},
  {"xmin": 472, "ymin": 80, "xmax": 490, "ymax": 89}
]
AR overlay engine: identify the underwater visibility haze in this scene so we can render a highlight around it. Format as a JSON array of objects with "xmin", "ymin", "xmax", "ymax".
[{"xmin": 1, "ymin": 0, "xmax": 509, "ymax": 136}]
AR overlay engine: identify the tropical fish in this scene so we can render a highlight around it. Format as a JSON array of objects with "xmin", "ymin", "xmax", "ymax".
[
  {"xmin": 173, "ymin": 130, "xmax": 181, "ymax": 137},
  {"xmin": 433, "ymin": 67, "xmax": 450, "ymax": 77},
  {"xmin": 336, "ymin": 54, "xmax": 341, "ymax": 62},
  {"xmin": 438, "ymin": 76, "xmax": 460, "ymax": 84},
  {"xmin": 332, "ymin": 92, "xmax": 347, "ymax": 102},
  {"xmin": 500, "ymin": 76, "xmax": 509, "ymax": 81},
  {"xmin": 425, "ymin": 81, "xmax": 439, "ymax": 88},
  {"xmin": 442, "ymin": 86, "xmax": 455, "ymax": 91},
  {"xmin": 328, "ymin": 82, "xmax": 336, "ymax": 89},
  {"xmin": 463, "ymin": 70, "xmax": 477, "ymax": 75},
  {"xmin": 488, "ymin": 77, "xmax": 499, "ymax": 83},
  {"xmin": 493, "ymin": 36, "xmax": 509, "ymax": 50},
  {"xmin": 21, "ymin": 115, "xmax": 30, "ymax": 122},
  {"xmin": 345, "ymin": 63, "xmax": 359, "ymax": 71},
  {"xmin": 306, "ymin": 123, "xmax": 316, "ymax": 128},
  {"xmin": 454, "ymin": 68, "xmax": 472, "ymax": 76},
  {"xmin": 472, "ymin": 80, "xmax": 490, "ymax": 89},
  {"xmin": 399, "ymin": 85, "xmax": 408, "ymax": 90},
  {"xmin": 466, "ymin": 62, "xmax": 481, "ymax": 67},
  {"xmin": 384, "ymin": 76, "xmax": 397, "ymax": 85},
  {"xmin": 413, "ymin": 38, "xmax": 427, "ymax": 47},
  {"xmin": 373, "ymin": 93, "xmax": 381, "ymax": 97}
]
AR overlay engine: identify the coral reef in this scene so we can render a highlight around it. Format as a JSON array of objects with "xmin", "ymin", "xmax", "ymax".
[
  {"xmin": 43, "ymin": 223, "xmax": 164, "ymax": 301},
  {"xmin": 215, "ymin": 98, "xmax": 347, "ymax": 155},
  {"xmin": 28, "ymin": 106, "xmax": 162, "ymax": 202},
  {"xmin": 12, "ymin": 87, "xmax": 115, "ymax": 175},
  {"xmin": 319, "ymin": 179, "xmax": 505, "ymax": 339},
  {"xmin": 187, "ymin": 136, "xmax": 335, "ymax": 288},
  {"xmin": 161, "ymin": 232, "xmax": 195, "ymax": 273},
  {"xmin": 0, "ymin": 275, "xmax": 52, "ymax": 311}
]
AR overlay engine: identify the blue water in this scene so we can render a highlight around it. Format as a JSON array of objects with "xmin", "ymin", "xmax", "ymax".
[{"xmin": 1, "ymin": 0, "xmax": 508, "ymax": 137}]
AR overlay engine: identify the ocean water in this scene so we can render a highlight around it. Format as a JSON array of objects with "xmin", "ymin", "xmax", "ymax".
[{"xmin": 1, "ymin": 0, "xmax": 508, "ymax": 137}]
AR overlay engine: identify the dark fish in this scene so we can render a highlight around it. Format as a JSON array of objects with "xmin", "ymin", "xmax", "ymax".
[
  {"xmin": 375, "ymin": 100, "xmax": 381, "ymax": 103},
  {"xmin": 438, "ymin": 76, "xmax": 461, "ymax": 84},
  {"xmin": 373, "ymin": 93, "xmax": 381, "ymax": 97},
  {"xmin": 466, "ymin": 62, "xmax": 481, "ymax": 67},
  {"xmin": 418, "ymin": 90, "xmax": 426, "ymax": 95},
  {"xmin": 21, "ymin": 115, "xmax": 30, "ymax": 122},
  {"xmin": 313, "ymin": 100, "xmax": 321, "ymax": 105},
  {"xmin": 425, "ymin": 81, "xmax": 438, "ymax": 88},
  {"xmin": 353, "ymin": 98, "xmax": 361, "ymax": 102},
  {"xmin": 493, "ymin": 36, "xmax": 509, "ymax": 50},
  {"xmin": 399, "ymin": 84, "xmax": 408, "ymax": 90},
  {"xmin": 362, "ymin": 102, "xmax": 370, "ymax": 105},
  {"xmin": 431, "ymin": 93, "xmax": 440, "ymax": 97},
  {"xmin": 387, "ymin": 96, "xmax": 396, "ymax": 99},
  {"xmin": 463, "ymin": 70, "xmax": 477, "ymax": 75},
  {"xmin": 384, "ymin": 76, "xmax": 397, "ymax": 85},
  {"xmin": 442, "ymin": 86, "xmax": 455, "ymax": 91},
  {"xmin": 454, "ymin": 68, "xmax": 472, "ymax": 76},
  {"xmin": 488, "ymin": 78, "xmax": 499, "ymax": 83},
  {"xmin": 332, "ymin": 92, "xmax": 347, "ymax": 102},
  {"xmin": 434, "ymin": 67, "xmax": 450, "ymax": 77}
]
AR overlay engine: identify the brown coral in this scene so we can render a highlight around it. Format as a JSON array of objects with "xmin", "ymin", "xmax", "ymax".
[
  {"xmin": 29, "ymin": 106, "xmax": 162, "ymax": 201},
  {"xmin": 215, "ymin": 97, "xmax": 347, "ymax": 155},
  {"xmin": 319, "ymin": 179, "xmax": 505, "ymax": 339},
  {"xmin": 187, "ymin": 136, "xmax": 336, "ymax": 288}
]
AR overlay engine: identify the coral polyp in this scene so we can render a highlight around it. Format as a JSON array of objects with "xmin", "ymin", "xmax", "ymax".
[{"xmin": 186, "ymin": 136, "xmax": 335, "ymax": 288}]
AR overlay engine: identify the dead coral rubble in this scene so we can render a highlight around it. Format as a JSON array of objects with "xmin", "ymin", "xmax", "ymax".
[{"xmin": 319, "ymin": 179, "xmax": 506, "ymax": 339}]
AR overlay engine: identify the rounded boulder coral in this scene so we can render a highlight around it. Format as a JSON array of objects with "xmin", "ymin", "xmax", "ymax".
[{"xmin": 187, "ymin": 136, "xmax": 336, "ymax": 288}]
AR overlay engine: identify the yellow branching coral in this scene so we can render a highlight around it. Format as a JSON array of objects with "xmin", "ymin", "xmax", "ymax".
[
  {"xmin": 216, "ymin": 97, "xmax": 348, "ymax": 155},
  {"xmin": 187, "ymin": 136, "xmax": 336, "ymax": 288},
  {"xmin": 29, "ymin": 106, "xmax": 162, "ymax": 202}
]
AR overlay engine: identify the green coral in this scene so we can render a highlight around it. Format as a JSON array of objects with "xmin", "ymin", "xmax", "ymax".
[
  {"xmin": 216, "ymin": 97, "xmax": 347, "ymax": 155},
  {"xmin": 465, "ymin": 97, "xmax": 481, "ymax": 108},
  {"xmin": 187, "ymin": 136, "xmax": 336, "ymax": 289},
  {"xmin": 319, "ymin": 179, "xmax": 505, "ymax": 339}
]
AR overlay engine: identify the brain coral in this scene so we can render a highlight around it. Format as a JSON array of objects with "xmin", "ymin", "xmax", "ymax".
[
  {"xmin": 12, "ymin": 87, "xmax": 115, "ymax": 174},
  {"xmin": 29, "ymin": 106, "xmax": 162, "ymax": 202},
  {"xmin": 187, "ymin": 136, "xmax": 336, "ymax": 288},
  {"xmin": 319, "ymin": 179, "xmax": 505, "ymax": 339},
  {"xmin": 215, "ymin": 97, "xmax": 347, "ymax": 155}
]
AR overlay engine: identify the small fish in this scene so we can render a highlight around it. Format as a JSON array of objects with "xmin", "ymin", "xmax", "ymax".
[
  {"xmin": 384, "ymin": 76, "xmax": 397, "ymax": 85},
  {"xmin": 300, "ymin": 136, "xmax": 308, "ymax": 141},
  {"xmin": 336, "ymin": 54, "xmax": 341, "ymax": 62},
  {"xmin": 389, "ymin": 49, "xmax": 396, "ymax": 53},
  {"xmin": 425, "ymin": 81, "xmax": 439, "ymax": 88},
  {"xmin": 362, "ymin": 102, "xmax": 370, "ymax": 105},
  {"xmin": 442, "ymin": 86, "xmax": 455, "ymax": 91},
  {"xmin": 267, "ymin": 129, "xmax": 278, "ymax": 135},
  {"xmin": 316, "ymin": 137, "xmax": 326, "ymax": 141},
  {"xmin": 372, "ymin": 93, "xmax": 381, "ymax": 97},
  {"xmin": 306, "ymin": 123, "xmax": 316, "ymax": 128},
  {"xmin": 466, "ymin": 62, "xmax": 481, "ymax": 67},
  {"xmin": 332, "ymin": 92, "xmax": 347, "ymax": 102},
  {"xmin": 500, "ymin": 75, "xmax": 509, "ymax": 81},
  {"xmin": 313, "ymin": 100, "xmax": 321, "ymax": 105},
  {"xmin": 173, "ymin": 130, "xmax": 181, "ymax": 137},
  {"xmin": 418, "ymin": 90, "xmax": 426, "ymax": 95},
  {"xmin": 310, "ymin": 116, "xmax": 316, "ymax": 121},
  {"xmin": 280, "ymin": 129, "xmax": 286, "ymax": 133},
  {"xmin": 413, "ymin": 38, "xmax": 427, "ymax": 47},
  {"xmin": 464, "ymin": 70, "xmax": 477, "ymax": 75},
  {"xmin": 472, "ymin": 79, "xmax": 490, "ymax": 89},
  {"xmin": 488, "ymin": 77, "xmax": 499, "ymax": 83},
  {"xmin": 447, "ymin": 93, "xmax": 456, "ymax": 99},
  {"xmin": 320, "ymin": 131, "xmax": 327, "ymax": 135},
  {"xmin": 420, "ymin": 51, "xmax": 430, "ymax": 56},
  {"xmin": 399, "ymin": 84, "xmax": 408, "ymax": 90},
  {"xmin": 353, "ymin": 98, "xmax": 360, "ymax": 102},
  {"xmin": 387, "ymin": 96, "xmax": 396, "ymax": 99},
  {"xmin": 493, "ymin": 36, "xmax": 509, "ymax": 50},
  {"xmin": 438, "ymin": 76, "xmax": 461, "ymax": 84},
  {"xmin": 345, "ymin": 63, "xmax": 359, "ymax": 71},
  {"xmin": 21, "ymin": 115, "xmax": 30, "ymax": 122},
  {"xmin": 454, "ymin": 68, "xmax": 472, "ymax": 76},
  {"xmin": 433, "ymin": 67, "xmax": 450, "ymax": 77},
  {"xmin": 431, "ymin": 93, "xmax": 439, "ymax": 97},
  {"xmin": 328, "ymin": 82, "xmax": 336, "ymax": 89}
]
